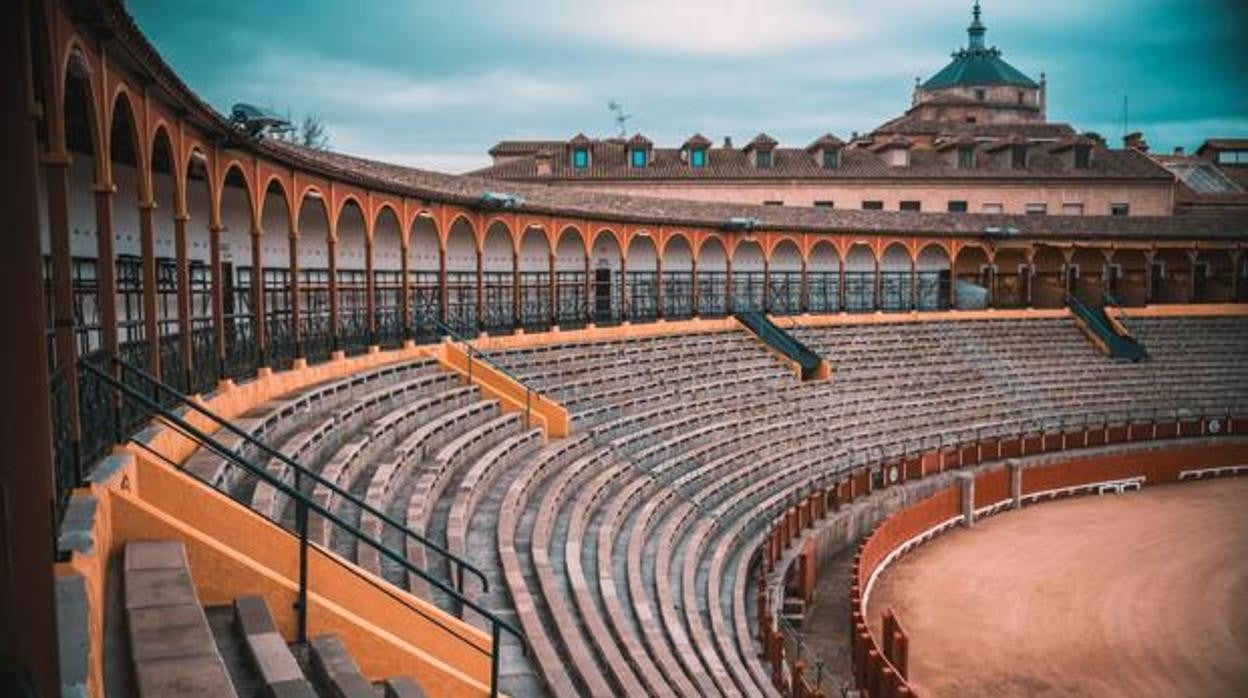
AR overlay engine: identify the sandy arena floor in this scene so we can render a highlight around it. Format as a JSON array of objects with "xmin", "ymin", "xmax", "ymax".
[{"xmin": 865, "ymin": 477, "xmax": 1248, "ymax": 697}]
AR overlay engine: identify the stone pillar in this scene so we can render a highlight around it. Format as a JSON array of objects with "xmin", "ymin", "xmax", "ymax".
[
  {"xmin": 139, "ymin": 200, "xmax": 161, "ymax": 377},
  {"xmin": 547, "ymin": 251, "xmax": 557, "ymax": 325},
  {"xmin": 174, "ymin": 214, "xmax": 193, "ymax": 387},
  {"xmin": 1008, "ymin": 459, "xmax": 1023, "ymax": 510},
  {"xmin": 1, "ymin": 7, "xmax": 61, "ymax": 688},
  {"xmin": 957, "ymin": 471, "xmax": 975, "ymax": 528}
]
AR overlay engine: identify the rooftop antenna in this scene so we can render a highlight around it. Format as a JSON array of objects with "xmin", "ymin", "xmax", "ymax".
[{"xmin": 608, "ymin": 101, "xmax": 634, "ymax": 138}]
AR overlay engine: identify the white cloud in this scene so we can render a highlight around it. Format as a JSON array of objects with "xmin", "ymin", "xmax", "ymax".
[
  {"xmin": 503, "ymin": 0, "xmax": 866, "ymax": 56},
  {"xmin": 243, "ymin": 50, "xmax": 592, "ymax": 115}
]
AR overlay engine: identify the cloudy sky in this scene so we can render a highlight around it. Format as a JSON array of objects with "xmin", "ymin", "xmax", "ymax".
[{"xmin": 127, "ymin": 0, "xmax": 1248, "ymax": 173}]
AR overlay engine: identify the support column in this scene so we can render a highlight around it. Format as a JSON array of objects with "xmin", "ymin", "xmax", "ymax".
[
  {"xmin": 619, "ymin": 252, "xmax": 629, "ymax": 321},
  {"xmin": 583, "ymin": 253, "xmax": 592, "ymax": 324},
  {"xmin": 908, "ymin": 257, "xmax": 917, "ymax": 311},
  {"xmin": 365, "ymin": 233, "xmax": 376, "ymax": 344},
  {"xmin": 1008, "ymin": 459, "xmax": 1023, "ymax": 510},
  {"xmin": 289, "ymin": 229, "xmax": 302, "ymax": 358},
  {"xmin": 691, "ymin": 254, "xmax": 700, "ymax": 317},
  {"xmin": 948, "ymin": 255, "xmax": 958, "ymax": 310},
  {"xmin": 547, "ymin": 252, "xmax": 556, "ymax": 325},
  {"xmin": 250, "ymin": 226, "xmax": 266, "ymax": 366},
  {"xmin": 139, "ymin": 200, "xmax": 160, "ymax": 377},
  {"xmin": 45, "ymin": 155, "xmax": 77, "ymax": 387},
  {"xmin": 0, "ymin": 7, "xmax": 62, "ymax": 688},
  {"xmin": 474, "ymin": 248, "xmax": 484, "ymax": 333},
  {"xmin": 762, "ymin": 254, "xmax": 771, "ymax": 312},
  {"xmin": 655, "ymin": 247, "xmax": 665, "ymax": 319},
  {"xmin": 838, "ymin": 259, "xmax": 846, "ymax": 311},
  {"xmin": 209, "ymin": 223, "xmax": 225, "ymax": 375},
  {"xmin": 94, "ymin": 185, "xmax": 119, "ymax": 356},
  {"xmin": 400, "ymin": 241, "xmax": 411, "ymax": 341},
  {"xmin": 437, "ymin": 245, "xmax": 447, "ymax": 324},
  {"xmin": 1143, "ymin": 250, "xmax": 1155, "ymax": 305},
  {"xmin": 799, "ymin": 256, "xmax": 809, "ymax": 313},
  {"xmin": 873, "ymin": 257, "xmax": 882, "ymax": 311},
  {"xmin": 174, "ymin": 214, "xmax": 193, "ymax": 388},
  {"xmin": 512, "ymin": 249, "xmax": 521, "ymax": 329},
  {"xmin": 725, "ymin": 258, "xmax": 734, "ymax": 314},
  {"xmin": 1232, "ymin": 251, "xmax": 1243, "ymax": 302},
  {"xmin": 957, "ymin": 471, "xmax": 975, "ymax": 528},
  {"xmin": 328, "ymin": 234, "xmax": 339, "ymax": 351}
]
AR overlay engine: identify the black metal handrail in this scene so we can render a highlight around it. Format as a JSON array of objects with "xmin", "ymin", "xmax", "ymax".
[
  {"xmin": 427, "ymin": 316, "xmax": 548, "ymax": 430},
  {"xmin": 78, "ymin": 357, "xmax": 523, "ymax": 697},
  {"xmin": 95, "ymin": 352, "xmax": 492, "ymax": 595}
]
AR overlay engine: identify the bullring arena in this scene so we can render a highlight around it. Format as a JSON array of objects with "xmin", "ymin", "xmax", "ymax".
[
  {"xmin": 865, "ymin": 476, "xmax": 1248, "ymax": 698},
  {"xmin": 3, "ymin": 1, "xmax": 1248, "ymax": 698}
]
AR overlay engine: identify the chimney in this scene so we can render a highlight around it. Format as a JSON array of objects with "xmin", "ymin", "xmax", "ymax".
[
  {"xmin": 1173, "ymin": 146, "xmax": 1185, "ymax": 156},
  {"xmin": 534, "ymin": 150, "xmax": 553, "ymax": 177},
  {"xmin": 1123, "ymin": 131, "xmax": 1148, "ymax": 153},
  {"xmin": 723, "ymin": 136, "xmax": 733, "ymax": 149}
]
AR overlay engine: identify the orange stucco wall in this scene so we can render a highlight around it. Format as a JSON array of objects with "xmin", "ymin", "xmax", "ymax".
[{"xmin": 61, "ymin": 451, "xmax": 495, "ymax": 697}]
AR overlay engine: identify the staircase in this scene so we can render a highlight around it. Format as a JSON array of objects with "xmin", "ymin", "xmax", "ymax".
[
  {"xmin": 125, "ymin": 540, "xmax": 427, "ymax": 697},
  {"xmin": 1067, "ymin": 295, "xmax": 1148, "ymax": 361},
  {"xmin": 735, "ymin": 311, "xmax": 829, "ymax": 380}
]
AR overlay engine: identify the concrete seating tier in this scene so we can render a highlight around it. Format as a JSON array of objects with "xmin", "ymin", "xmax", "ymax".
[
  {"xmin": 487, "ymin": 316, "xmax": 1247, "ymax": 696},
  {"xmin": 123, "ymin": 541, "xmax": 425, "ymax": 697},
  {"xmin": 166, "ymin": 316, "xmax": 1245, "ymax": 697}
]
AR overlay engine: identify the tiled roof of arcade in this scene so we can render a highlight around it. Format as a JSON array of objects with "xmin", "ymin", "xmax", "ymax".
[{"xmin": 94, "ymin": 0, "xmax": 1248, "ymax": 242}]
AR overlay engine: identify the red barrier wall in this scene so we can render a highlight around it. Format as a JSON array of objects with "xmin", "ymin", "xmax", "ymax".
[{"xmin": 848, "ymin": 440, "xmax": 1248, "ymax": 697}]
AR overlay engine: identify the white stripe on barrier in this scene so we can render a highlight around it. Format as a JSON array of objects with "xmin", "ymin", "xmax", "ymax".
[
  {"xmin": 1179, "ymin": 464, "xmax": 1248, "ymax": 480},
  {"xmin": 861, "ymin": 514, "xmax": 963, "ymax": 614}
]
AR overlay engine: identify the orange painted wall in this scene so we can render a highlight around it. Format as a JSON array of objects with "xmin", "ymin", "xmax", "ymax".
[{"xmin": 74, "ymin": 452, "xmax": 495, "ymax": 696}]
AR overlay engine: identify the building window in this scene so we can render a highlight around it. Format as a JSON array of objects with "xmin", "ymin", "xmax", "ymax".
[
  {"xmin": 690, "ymin": 148, "xmax": 706, "ymax": 168},
  {"xmin": 1025, "ymin": 203, "xmax": 1048, "ymax": 215},
  {"xmin": 965, "ymin": 116, "xmax": 978, "ymax": 124},
  {"xmin": 947, "ymin": 200, "xmax": 968, "ymax": 213},
  {"xmin": 975, "ymin": 88, "xmax": 986, "ymax": 101},
  {"xmin": 756, "ymin": 150, "xmax": 773, "ymax": 168},
  {"xmin": 862, "ymin": 200, "xmax": 884, "ymax": 211},
  {"xmin": 981, "ymin": 202, "xmax": 1003, "ymax": 214},
  {"xmin": 1074, "ymin": 145, "xmax": 1092, "ymax": 169},
  {"xmin": 957, "ymin": 146, "xmax": 975, "ymax": 170},
  {"xmin": 1017, "ymin": 90, "xmax": 1025, "ymax": 104},
  {"xmin": 1110, "ymin": 203, "xmax": 1129, "ymax": 216},
  {"xmin": 813, "ymin": 200, "xmax": 835, "ymax": 209},
  {"xmin": 1216, "ymin": 150, "xmax": 1247, "ymax": 164},
  {"xmin": 822, "ymin": 149, "xmax": 839, "ymax": 169},
  {"xmin": 1061, "ymin": 203, "xmax": 1085, "ymax": 216},
  {"xmin": 630, "ymin": 148, "xmax": 647, "ymax": 168},
  {"xmin": 900, "ymin": 201, "xmax": 921, "ymax": 212},
  {"xmin": 1011, "ymin": 145, "xmax": 1028, "ymax": 169},
  {"xmin": 763, "ymin": 200, "xmax": 784, "ymax": 207},
  {"xmin": 573, "ymin": 147, "xmax": 589, "ymax": 169}
]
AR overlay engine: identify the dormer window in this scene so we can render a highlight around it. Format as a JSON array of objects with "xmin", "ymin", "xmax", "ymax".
[
  {"xmin": 572, "ymin": 147, "xmax": 589, "ymax": 169},
  {"xmin": 756, "ymin": 150, "xmax": 772, "ymax": 168},
  {"xmin": 690, "ymin": 148, "xmax": 707, "ymax": 168},
  {"xmin": 822, "ymin": 149, "xmax": 839, "ymax": 169},
  {"xmin": 1011, "ymin": 144, "xmax": 1028, "ymax": 169},
  {"xmin": 975, "ymin": 88, "xmax": 986, "ymax": 101},
  {"xmin": 630, "ymin": 148, "xmax": 647, "ymax": 168},
  {"xmin": 1074, "ymin": 145, "xmax": 1092, "ymax": 169},
  {"xmin": 957, "ymin": 145, "xmax": 976, "ymax": 169}
]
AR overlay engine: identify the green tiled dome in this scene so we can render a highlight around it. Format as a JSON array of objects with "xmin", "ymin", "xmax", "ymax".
[{"xmin": 922, "ymin": 2, "xmax": 1038, "ymax": 90}]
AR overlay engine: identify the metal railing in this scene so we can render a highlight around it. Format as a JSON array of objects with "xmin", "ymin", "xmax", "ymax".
[
  {"xmin": 426, "ymin": 316, "xmax": 548, "ymax": 431},
  {"xmin": 77, "ymin": 354, "xmax": 524, "ymax": 696}
]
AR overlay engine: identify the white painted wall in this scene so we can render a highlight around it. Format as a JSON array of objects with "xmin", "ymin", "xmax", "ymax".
[
  {"xmin": 373, "ymin": 211, "xmax": 404, "ymax": 272},
  {"xmin": 482, "ymin": 224, "xmax": 513, "ymax": 273},
  {"xmin": 407, "ymin": 216, "xmax": 439, "ymax": 273}
]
